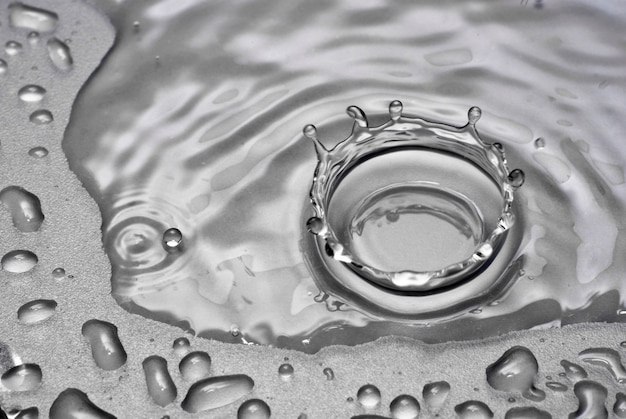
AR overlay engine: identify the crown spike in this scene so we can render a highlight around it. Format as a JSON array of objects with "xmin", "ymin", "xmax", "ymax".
[
  {"xmin": 346, "ymin": 105, "xmax": 368, "ymax": 128},
  {"xmin": 468, "ymin": 106, "xmax": 482, "ymax": 125}
]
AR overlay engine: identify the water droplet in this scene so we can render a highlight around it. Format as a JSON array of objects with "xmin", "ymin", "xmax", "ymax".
[
  {"xmin": 545, "ymin": 381, "xmax": 567, "ymax": 392},
  {"xmin": 47, "ymin": 38, "xmax": 73, "ymax": 71},
  {"xmin": 278, "ymin": 363, "xmax": 294, "ymax": 381},
  {"xmin": 51, "ymin": 267, "xmax": 66, "ymax": 279},
  {"xmin": 0, "ymin": 186, "xmax": 45, "ymax": 232},
  {"xmin": 173, "ymin": 337, "xmax": 191, "ymax": 356},
  {"xmin": 142, "ymin": 356, "xmax": 177, "ymax": 407},
  {"xmin": 468, "ymin": 106, "xmax": 482, "ymax": 124},
  {"xmin": 132, "ymin": 21, "xmax": 141, "ymax": 32},
  {"xmin": 0, "ymin": 59, "xmax": 7, "ymax": 74},
  {"xmin": 323, "ymin": 367, "xmax": 335, "ymax": 380},
  {"xmin": 27, "ymin": 32, "xmax": 40, "ymax": 44},
  {"xmin": 230, "ymin": 324, "xmax": 241, "ymax": 337},
  {"xmin": 28, "ymin": 146, "xmax": 49, "ymax": 158},
  {"xmin": 422, "ymin": 381, "xmax": 450, "ymax": 410},
  {"xmin": 17, "ymin": 299, "xmax": 57, "ymax": 324},
  {"xmin": 346, "ymin": 105, "xmax": 368, "ymax": 128},
  {"xmin": 455, "ymin": 401, "xmax": 494, "ymax": 419},
  {"xmin": 6, "ymin": 41, "xmax": 23, "ymax": 56},
  {"xmin": 614, "ymin": 392, "xmax": 626, "ymax": 418},
  {"xmin": 1, "ymin": 364, "xmax": 42, "ymax": 391},
  {"xmin": 357, "ymin": 384, "xmax": 381, "ymax": 408},
  {"xmin": 389, "ymin": 100, "xmax": 403, "ymax": 121},
  {"xmin": 504, "ymin": 406, "xmax": 552, "ymax": 419},
  {"xmin": 389, "ymin": 394, "xmax": 420, "ymax": 419},
  {"xmin": 18, "ymin": 85, "xmax": 46, "ymax": 103},
  {"xmin": 29, "ymin": 109, "xmax": 53, "ymax": 125},
  {"xmin": 81, "ymin": 319, "xmax": 127, "ymax": 370},
  {"xmin": 162, "ymin": 227, "xmax": 183, "ymax": 251},
  {"xmin": 238, "ymin": 399, "xmax": 271, "ymax": 419},
  {"xmin": 569, "ymin": 380, "xmax": 608, "ymax": 419},
  {"xmin": 303, "ymin": 124, "xmax": 318, "ymax": 140},
  {"xmin": 486, "ymin": 346, "xmax": 545, "ymax": 401},
  {"xmin": 181, "ymin": 374, "xmax": 254, "ymax": 413},
  {"xmin": 534, "ymin": 138, "xmax": 545, "ymax": 149},
  {"xmin": 1, "ymin": 250, "xmax": 38, "ymax": 273},
  {"xmin": 9, "ymin": 3, "xmax": 58, "ymax": 32},
  {"xmin": 14, "ymin": 406, "xmax": 39, "ymax": 419},
  {"xmin": 578, "ymin": 347, "xmax": 626, "ymax": 383},
  {"xmin": 508, "ymin": 169, "xmax": 525, "ymax": 188},
  {"xmin": 49, "ymin": 388, "xmax": 115, "ymax": 419},
  {"xmin": 179, "ymin": 351, "xmax": 212, "ymax": 381},
  {"xmin": 306, "ymin": 217, "xmax": 324, "ymax": 235},
  {"xmin": 470, "ymin": 308, "xmax": 483, "ymax": 314}
]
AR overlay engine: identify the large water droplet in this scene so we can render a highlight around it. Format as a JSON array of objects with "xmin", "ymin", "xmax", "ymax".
[
  {"xmin": 1, "ymin": 364, "xmax": 42, "ymax": 391},
  {"xmin": 357, "ymin": 384, "xmax": 381, "ymax": 408},
  {"xmin": 454, "ymin": 401, "xmax": 494, "ymax": 419},
  {"xmin": 46, "ymin": 38, "xmax": 73, "ymax": 71},
  {"xmin": 29, "ymin": 109, "xmax": 53, "ymax": 125},
  {"xmin": 9, "ymin": 3, "xmax": 58, "ymax": 32},
  {"xmin": 0, "ymin": 186, "xmax": 45, "ymax": 232},
  {"xmin": 504, "ymin": 406, "xmax": 552, "ymax": 419},
  {"xmin": 422, "ymin": 381, "xmax": 450, "ymax": 410},
  {"xmin": 81, "ymin": 319, "xmax": 127, "ymax": 371},
  {"xmin": 569, "ymin": 380, "xmax": 608, "ymax": 419},
  {"xmin": 18, "ymin": 85, "xmax": 46, "ymax": 103},
  {"xmin": 578, "ymin": 347, "xmax": 626, "ymax": 383},
  {"xmin": 162, "ymin": 227, "xmax": 183, "ymax": 253},
  {"xmin": 179, "ymin": 351, "xmax": 211, "ymax": 381},
  {"xmin": 614, "ymin": 392, "xmax": 626, "ymax": 418},
  {"xmin": 17, "ymin": 299, "xmax": 57, "ymax": 324},
  {"xmin": 389, "ymin": 395, "xmax": 420, "ymax": 419},
  {"xmin": 238, "ymin": 399, "xmax": 271, "ymax": 419},
  {"xmin": 560, "ymin": 360, "xmax": 588, "ymax": 382},
  {"xmin": 278, "ymin": 363, "xmax": 294, "ymax": 381},
  {"xmin": 49, "ymin": 388, "xmax": 115, "ymax": 419},
  {"xmin": 486, "ymin": 346, "xmax": 545, "ymax": 401},
  {"xmin": 1, "ymin": 250, "xmax": 38, "ymax": 273},
  {"xmin": 142, "ymin": 356, "xmax": 177, "ymax": 407},
  {"xmin": 181, "ymin": 374, "xmax": 254, "ymax": 413}
]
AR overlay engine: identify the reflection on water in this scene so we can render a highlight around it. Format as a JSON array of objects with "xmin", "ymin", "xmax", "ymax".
[{"xmin": 62, "ymin": 0, "xmax": 626, "ymax": 352}]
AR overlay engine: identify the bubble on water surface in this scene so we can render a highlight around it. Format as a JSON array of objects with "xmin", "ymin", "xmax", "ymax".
[
  {"xmin": 17, "ymin": 299, "xmax": 57, "ymax": 324},
  {"xmin": 0, "ymin": 186, "xmax": 45, "ymax": 232},
  {"xmin": 1, "ymin": 250, "xmax": 38, "ymax": 273},
  {"xmin": 29, "ymin": 109, "xmax": 53, "ymax": 125},
  {"xmin": 49, "ymin": 388, "xmax": 115, "ymax": 419},
  {"xmin": 142, "ymin": 356, "xmax": 177, "ymax": 407},
  {"xmin": 181, "ymin": 374, "xmax": 254, "ymax": 413},
  {"xmin": 357, "ymin": 384, "xmax": 381, "ymax": 408},
  {"xmin": 18, "ymin": 85, "xmax": 46, "ymax": 103},
  {"xmin": 238, "ymin": 399, "xmax": 271, "ymax": 419},
  {"xmin": 81, "ymin": 319, "xmax": 127, "ymax": 371},
  {"xmin": 9, "ymin": 3, "xmax": 58, "ymax": 33}
]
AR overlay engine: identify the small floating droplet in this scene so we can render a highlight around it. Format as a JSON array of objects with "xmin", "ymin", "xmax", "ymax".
[
  {"xmin": 569, "ymin": 380, "xmax": 608, "ymax": 419},
  {"xmin": 17, "ymin": 299, "xmax": 57, "ymax": 324},
  {"xmin": 389, "ymin": 100, "xmax": 403, "ymax": 121},
  {"xmin": 9, "ymin": 4, "xmax": 58, "ymax": 32},
  {"xmin": 142, "ymin": 356, "xmax": 177, "ymax": 407},
  {"xmin": 508, "ymin": 169, "xmax": 525, "ymax": 188},
  {"xmin": 162, "ymin": 227, "xmax": 183, "ymax": 251},
  {"xmin": 486, "ymin": 346, "xmax": 545, "ymax": 401},
  {"xmin": 132, "ymin": 21, "xmax": 141, "ymax": 32},
  {"xmin": 29, "ymin": 109, "xmax": 53, "ymax": 125},
  {"xmin": 346, "ymin": 106, "xmax": 368, "ymax": 128},
  {"xmin": 238, "ymin": 399, "xmax": 271, "ymax": 419},
  {"xmin": 357, "ymin": 384, "xmax": 381, "ymax": 408},
  {"xmin": 49, "ymin": 388, "xmax": 115, "ymax": 419},
  {"xmin": 323, "ymin": 367, "xmax": 334, "ymax": 380},
  {"xmin": 303, "ymin": 124, "xmax": 318, "ymax": 140},
  {"xmin": 181, "ymin": 374, "xmax": 254, "ymax": 413},
  {"xmin": 0, "ymin": 186, "xmax": 45, "ymax": 232},
  {"xmin": 18, "ymin": 85, "xmax": 46, "ymax": 103},
  {"xmin": 614, "ymin": 392, "xmax": 626, "ymax": 418},
  {"xmin": 46, "ymin": 38, "xmax": 73, "ymax": 71},
  {"xmin": 306, "ymin": 217, "xmax": 324, "ymax": 235},
  {"xmin": 468, "ymin": 106, "xmax": 482, "ymax": 124},
  {"xmin": 455, "ymin": 401, "xmax": 494, "ymax": 419},
  {"xmin": 6, "ymin": 41, "xmax": 23, "ymax": 56},
  {"xmin": 278, "ymin": 363, "xmax": 294, "ymax": 381},
  {"xmin": 578, "ymin": 347, "xmax": 626, "ymax": 383},
  {"xmin": 179, "ymin": 351, "xmax": 211, "ymax": 381},
  {"xmin": 534, "ymin": 138, "xmax": 545, "ymax": 149},
  {"xmin": 504, "ymin": 406, "xmax": 552, "ymax": 419},
  {"xmin": 81, "ymin": 319, "xmax": 127, "ymax": 371},
  {"xmin": 1, "ymin": 364, "xmax": 42, "ymax": 391},
  {"xmin": 545, "ymin": 381, "xmax": 568, "ymax": 392},
  {"xmin": 389, "ymin": 395, "xmax": 420, "ymax": 419},
  {"xmin": 28, "ymin": 146, "xmax": 49, "ymax": 158},
  {"xmin": 422, "ymin": 381, "xmax": 450, "ymax": 410},
  {"xmin": 173, "ymin": 337, "xmax": 191, "ymax": 356},
  {"xmin": 1, "ymin": 250, "xmax": 38, "ymax": 273}
]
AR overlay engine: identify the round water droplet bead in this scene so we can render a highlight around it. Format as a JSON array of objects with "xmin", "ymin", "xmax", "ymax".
[
  {"xmin": 455, "ymin": 401, "xmax": 494, "ymax": 419},
  {"xmin": 1, "ymin": 364, "xmax": 42, "ymax": 391},
  {"xmin": 278, "ymin": 363, "xmax": 294, "ymax": 381},
  {"xmin": 52, "ymin": 267, "xmax": 65, "ymax": 279},
  {"xmin": 162, "ymin": 227, "xmax": 183, "ymax": 250},
  {"xmin": 357, "ymin": 384, "xmax": 381, "ymax": 408},
  {"xmin": 173, "ymin": 337, "xmax": 191, "ymax": 356},
  {"xmin": 17, "ymin": 299, "xmax": 57, "ymax": 324},
  {"xmin": 303, "ymin": 124, "xmax": 318, "ymax": 140},
  {"xmin": 0, "ymin": 186, "xmax": 45, "ymax": 233},
  {"xmin": 468, "ymin": 106, "xmax": 482, "ymax": 124},
  {"xmin": 389, "ymin": 100, "xmax": 403, "ymax": 120},
  {"xmin": 389, "ymin": 394, "xmax": 420, "ymax": 419},
  {"xmin": 237, "ymin": 399, "xmax": 271, "ymax": 419},
  {"xmin": 1, "ymin": 250, "xmax": 38, "ymax": 273},
  {"xmin": 29, "ymin": 147, "xmax": 48, "ymax": 158},
  {"xmin": 18, "ymin": 85, "xmax": 46, "ymax": 103},
  {"xmin": 5, "ymin": 41, "xmax": 23, "ymax": 56},
  {"xmin": 306, "ymin": 217, "xmax": 323, "ymax": 235},
  {"xmin": 508, "ymin": 169, "xmax": 525, "ymax": 188},
  {"xmin": 179, "ymin": 351, "xmax": 211, "ymax": 381},
  {"xmin": 29, "ymin": 110, "xmax": 53, "ymax": 125},
  {"xmin": 230, "ymin": 324, "xmax": 241, "ymax": 336},
  {"xmin": 27, "ymin": 32, "xmax": 40, "ymax": 44},
  {"xmin": 323, "ymin": 367, "xmax": 334, "ymax": 380},
  {"xmin": 534, "ymin": 138, "xmax": 545, "ymax": 149},
  {"xmin": 504, "ymin": 406, "xmax": 551, "ymax": 419}
]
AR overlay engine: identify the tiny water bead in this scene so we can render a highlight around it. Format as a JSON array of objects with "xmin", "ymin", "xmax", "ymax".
[
  {"xmin": 278, "ymin": 363, "xmax": 294, "ymax": 381},
  {"xmin": 81, "ymin": 319, "xmax": 127, "ymax": 371},
  {"xmin": 51, "ymin": 267, "xmax": 66, "ymax": 279},
  {"xmin": 18, "ymin": 85, "xmax": 46, "ymax": 103},
  {"xmin": 1, "ymin": 250, "xmax": 38, "ymax": 273},
  {"xmin": 28, "ymin": 146, "xmax": 49, "ymax": 158},
  {"xmin": 5, "ymin": 41, "xmax": 23, "ymax": 56},
  {"xmin": 486, "ymin": 346, "xmax": 545, "ymax": 401},
  {"xmin": 454, "ymin": 401, "xmax": 494, "ymax": 419},
  {"xmin": 29, "ymin": 109, "xmax": 53, "ymax": 125},
  {"xmin": 1, "ymin": 364, "xmax": 42, "ymax": 391},
  {"xmin": 9, "ymin": 3, "xmax": 59, "ymax": 32},
  {"xmin": 17, "ymin": 299, "xmax": 57, "ymax": 324},
  {"xmin": 389, "ymin": 395, "xmax": 420, "ymax": 419},
  {"xmin": 49, "ymin": 388, "xmax": 115, "ymax": 419},
  {"xmin": 142, "ymin": 356, "xmax": 177, "ymax": 407},
  {"xmin": 179, "ymin": 351, "xmax": 211, "ymax": 381},
  {"xmin": 357, "ymin": 384, "xmax": 381, "ymax": 408},
  {"xmin": 0, "ymin": 186, "xmax": 45, "ymax": 232},
  {"xmin": 47, "ymin": 38, "xmax": 73, "ymax": 71},
  {"xmin": 162, "ymin": 227, "xmax": 183, "ymax": 251},
  {"xmin": 237, "ymin": 399, "xmax": 271, "ymax": 419},
  {"xmin": 181, "ymin": 374, "xmax": 254, "ymax": 413}
]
